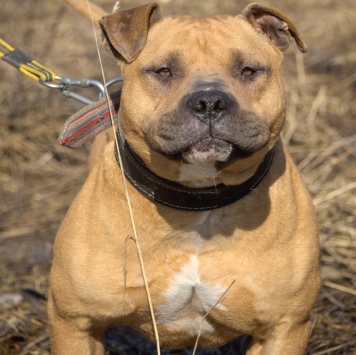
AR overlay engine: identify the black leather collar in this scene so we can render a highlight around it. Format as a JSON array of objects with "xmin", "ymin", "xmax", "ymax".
[{"xmin": 114, "ymin": 132, "xmax": 274, "ymax": 211}]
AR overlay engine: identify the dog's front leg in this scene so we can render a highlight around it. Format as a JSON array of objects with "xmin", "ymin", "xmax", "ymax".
[
  {"xmin": 48, "ymin": 293, "xmax": 105, "ymax": 355},
  {"xmin": 247, "ymin": 319, "xmax": 311, "ymax": 355}
]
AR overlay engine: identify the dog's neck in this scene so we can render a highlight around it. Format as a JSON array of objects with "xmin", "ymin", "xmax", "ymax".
[{"xmin": 114, "ymin": 132, "xmax": 274, "ymax": 211}]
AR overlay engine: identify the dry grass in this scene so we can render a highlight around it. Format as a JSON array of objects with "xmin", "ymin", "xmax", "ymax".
[{"xmin": 0, "ymin": 0, "xmax": 355, "ymax": 354}]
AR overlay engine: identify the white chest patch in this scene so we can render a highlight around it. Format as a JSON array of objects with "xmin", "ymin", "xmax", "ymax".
[{"xmin": 156, "ymin": 255, "xmax": 227, "ymax": 335}]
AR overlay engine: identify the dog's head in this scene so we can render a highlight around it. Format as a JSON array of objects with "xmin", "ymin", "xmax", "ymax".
[{"xmin": 100, "ymin": 3, "xmax": 306, "ymax": 187}]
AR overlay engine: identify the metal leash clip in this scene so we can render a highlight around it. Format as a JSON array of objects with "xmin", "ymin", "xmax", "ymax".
[
  {"xmin": 1, "ymin": 37, "xmax": 124, "ymax": 105},
  {"xmin": 39, "ymin": 76, "xmax": 123, "ymax": 105}
]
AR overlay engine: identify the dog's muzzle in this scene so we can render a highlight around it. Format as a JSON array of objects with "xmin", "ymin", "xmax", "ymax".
[{"xmin": 148, "ymin": 87, "xmax": 271, "ymax": 162}]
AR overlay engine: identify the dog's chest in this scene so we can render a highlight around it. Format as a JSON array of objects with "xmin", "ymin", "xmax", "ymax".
[
  {"xmin": 154, "ymin": 211, "xmax": 232, "ymax": 336},
  {"xmin": 127, "ymin": 210, "xmax": 246, "ymax": 342},
  {"xmin": 155, "ymin": 254, "xmax": 228, "ymax": 335}
]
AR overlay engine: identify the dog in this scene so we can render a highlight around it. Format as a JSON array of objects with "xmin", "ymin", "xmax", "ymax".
[{"xmin": 48, "ymin": 2, "xmax": 320, "ymax": 354}]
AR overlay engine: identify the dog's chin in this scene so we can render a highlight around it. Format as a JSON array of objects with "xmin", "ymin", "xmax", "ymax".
[{"xmin": 182, "ymin": 138, "xmax": 233, "ymax": 164}]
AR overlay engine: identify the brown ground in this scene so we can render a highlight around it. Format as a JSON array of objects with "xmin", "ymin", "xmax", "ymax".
[{"xmin": 0, "ymin": 0, "xmax": 355, "ymax": 354}]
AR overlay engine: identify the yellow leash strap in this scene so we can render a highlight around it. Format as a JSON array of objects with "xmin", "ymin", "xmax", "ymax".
[{"xmin": 0, "ymin": 38, "xmax": 56, "ymax": 82}]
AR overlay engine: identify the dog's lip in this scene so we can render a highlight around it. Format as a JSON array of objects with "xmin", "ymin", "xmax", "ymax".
[{"xmin": 182, "ymin": 137, "xmax": 234, "ymax": 163}]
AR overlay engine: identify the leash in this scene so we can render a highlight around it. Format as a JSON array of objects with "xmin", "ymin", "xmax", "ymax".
[
  {"xmin": 0, "ymin": 37, "xmax": 123, "ymax": 105},
  {"xmin": 0, "ymin": 38, "xmax": 55, "ymax": 82}
]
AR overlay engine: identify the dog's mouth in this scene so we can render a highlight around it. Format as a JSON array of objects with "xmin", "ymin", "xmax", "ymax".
[{"xmin": 182, "ymin": 137, "xmax": 234, "ymax": 164}]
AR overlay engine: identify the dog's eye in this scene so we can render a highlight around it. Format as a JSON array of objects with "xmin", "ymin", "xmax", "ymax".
[
  {"xmin": 241, "ymin": 67, "xmax": 256, "ymax": 77},
  {"xmin": 155, "ymin": 68, "xmax": 172, "ymax": 77}
]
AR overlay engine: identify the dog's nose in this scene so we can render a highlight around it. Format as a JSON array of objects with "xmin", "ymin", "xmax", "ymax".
[{"xmin": 188, "ymin": 90, "xmax": 232, "ymax": 122}]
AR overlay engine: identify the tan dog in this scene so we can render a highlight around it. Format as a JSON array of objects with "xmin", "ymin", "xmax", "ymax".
[{"xmin": 48, "ymin": 2, "xmax": 320, "ymax": 354}]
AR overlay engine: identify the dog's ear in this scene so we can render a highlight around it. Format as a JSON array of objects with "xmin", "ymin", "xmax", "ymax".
[
  {"xmin": 99, "ymin": 3, "xmax": 163, "ymax": 63},
  {"xmin": 242, "ymin": 3, "xmax": 307, "ymax": 53}
]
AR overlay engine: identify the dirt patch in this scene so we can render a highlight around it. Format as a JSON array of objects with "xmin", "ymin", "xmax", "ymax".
[{"xmin": 0, "ymin": 0, "xmax": 355, "ymax": 354}]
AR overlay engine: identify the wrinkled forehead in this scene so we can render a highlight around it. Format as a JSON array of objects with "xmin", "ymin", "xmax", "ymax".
[{"xmin": 134, "ymin": 15, "xmax": 280, "ymax": 68}]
